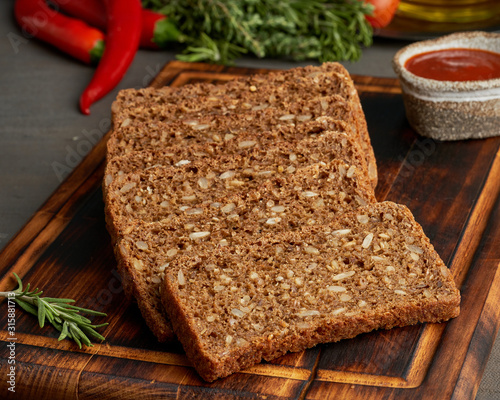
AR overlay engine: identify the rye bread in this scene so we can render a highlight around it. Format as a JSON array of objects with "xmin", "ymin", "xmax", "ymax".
[
  {"xmin": 103, "ymin": 129, "xmax": 370, "ymax": 196},
  {"xmin": 158, "ymin": 201, "xmax": 460, "ymax": 381}
]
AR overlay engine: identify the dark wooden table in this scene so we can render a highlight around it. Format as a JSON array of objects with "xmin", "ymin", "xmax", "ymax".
[{"xmin": 1, "ymin": 61, "xmax": 499, "ymax": 399}]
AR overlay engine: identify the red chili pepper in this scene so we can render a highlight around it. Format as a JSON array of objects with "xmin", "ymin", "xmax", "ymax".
[
  {"xmin": 51, "ymin": 0, "xmax": 107, "ymax": 33},
  {"xmin": 14, "ymin": 0, "xmax": 104, "ymax": 65},
  {"xmin": 79, "ymin": 0, "xmax": 142, "ymax": 115},
  {"xmin": 52, "ymin": 0, "xmax": 183, "ymax": 49}
]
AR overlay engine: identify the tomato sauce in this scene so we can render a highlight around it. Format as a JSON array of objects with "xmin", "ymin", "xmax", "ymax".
[{"xmin": 404, "ymin": 48, "xmax": 500, "ymax": 81}]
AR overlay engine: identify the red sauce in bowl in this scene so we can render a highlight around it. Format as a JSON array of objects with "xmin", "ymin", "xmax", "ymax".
[{"xmin": 404, "ymin": 48, "xmax": 500, "ymax": 82}]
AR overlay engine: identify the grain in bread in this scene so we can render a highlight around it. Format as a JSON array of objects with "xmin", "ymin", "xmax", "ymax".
[
  {"xmin": 113, "ymin": 160, "xmax": 377, "ymax": 342},
  {"xmin": 156, "ymin": 201, "xmax": 460, "ymax": 381}
]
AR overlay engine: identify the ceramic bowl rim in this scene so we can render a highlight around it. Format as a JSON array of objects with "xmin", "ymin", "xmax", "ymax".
[{"xmin": 393, "ymin": 31, "xmax": 500, "ymax": 93}]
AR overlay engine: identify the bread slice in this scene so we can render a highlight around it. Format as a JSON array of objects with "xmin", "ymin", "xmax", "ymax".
[
  {"xmin": 107, "ymin": 95, "xmax": 366, "ymax": 164},
  {"xmin": 110, "ymin": 63, "xmax": 377, "ymax": 186},
  {"xmin": 104, "ymin": 133, "xmax": 376, "ymax": 239},
  {"xmin": 103, "ymin": 129, "xmax": 370, "ymax": 196},
  {"xmin": 157, "ymin": 201, "xmax": 460, "ymax": 381},
  {"xmin": 113, "ymin": 160, "xmax": 377, "ymax": 342},
  {"xmin": 112, "ymin": 63, "xmax": 360, "ymax": 128}
]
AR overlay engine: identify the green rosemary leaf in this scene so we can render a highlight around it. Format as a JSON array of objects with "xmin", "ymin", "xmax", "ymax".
[
  {"xmin": 13, "ymin": 298, "xmax": 38, "ymax": 316},
  {"xmin": 13, "ymin": 273, "xmax": 23, "ymax": 292},
  {"xmin": 52, "ymin": 318, "xmax": 63, "ymax": 332},
  {"xmin": 89, "ymin": 323, "xmax": 109, "ymax": 329},
  {"xmin": 55, "ymin": 309, "xmax": 93, "ymax": 326},
  {"xmin": 44, "ymin": 305, "xmax": 56, "ymax": 324},
  {"xmin": 79, "ymin": 324, "xmax": 107, "ymax": 342},
  {"xmin": 69, "ymin": 323, "xmax": 91, "ymax": 348},
  {"xmin": 37, "ymin": 299, "xmax": 47, "ymax": 328},
  {"xmin": 63, "ymin": 304, "xmax": 107, "ymax": 316},
  {"xmin": 58, "ymin": 321, "xmax": 69, "ymax": 342},
  {"xmin": 80, "ymin": 336, "xmax": 92, "ymax": 348},
  {"xmin": 71, "ymin": 330, "xmax": 83, "ymax": 349},
  {"xmin": 19, "ymin": 282, "xmax": 31, "ymax": 297},
  {"xmin": 42, "ymin": 297, "xmax": 76, "ymax": 304}
]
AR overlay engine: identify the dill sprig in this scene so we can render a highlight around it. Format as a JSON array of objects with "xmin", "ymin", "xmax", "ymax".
[
  {"xmin": 0, "ymin": 273, "xmax": 108, "ymax": 348},
  {"xmin": 143, "ymin": 0, "xmax": 374, "ymax": 64}
]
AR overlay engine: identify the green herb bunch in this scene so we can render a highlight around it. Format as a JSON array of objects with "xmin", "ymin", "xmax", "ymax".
[
  {"xmin": 1, "ymin": 273, "xmax": 107, "ymax": 348},
  {"xmin": 143, "ymin": 0, "xmax": 374, "ymax": 64}
]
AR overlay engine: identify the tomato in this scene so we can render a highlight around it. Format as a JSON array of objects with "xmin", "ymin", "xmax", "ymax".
[{"xmin": 364, "ymin": 0, "xmax": 400, "ymax": 28}]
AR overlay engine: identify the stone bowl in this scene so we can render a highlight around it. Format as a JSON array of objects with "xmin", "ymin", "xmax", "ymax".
[{"xmin": 392, "ymin": 31, "xmax": 500, "ymax": 141}]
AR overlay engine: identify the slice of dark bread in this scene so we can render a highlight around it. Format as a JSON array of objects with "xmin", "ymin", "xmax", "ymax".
[
  {"xmin": 158, "ymin": 201, "xmax": 460, "ymax": 381},
  {"xmin": 104, "ymin": 141, "xmax": 376, "ymax": 240},
  {"xmin": 113, "ymin": 160, "xmax": 377, "ymax": 342},
  {"xmin": 112, "ymin": 63, "xmax": 361, "ymax": 129},
  {"xmin": 103, "ymin": 129, "xmax": 370, "ymax": 196},
  {"xmin": 106, "ymin": 96, "xmax": 372, "ymax": 174},
  {"xmin": 107, "ymin": 99, "xmax": 357, "ymax": 158},
  {"xmin": 110, "ymin": 62, "xmax": 377, "ymax": 186}
]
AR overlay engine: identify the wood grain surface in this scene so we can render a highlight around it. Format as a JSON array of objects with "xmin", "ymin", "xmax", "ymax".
[{"xmin": 1, "ymin": 61, "xmax": 499, "ymax": 400}]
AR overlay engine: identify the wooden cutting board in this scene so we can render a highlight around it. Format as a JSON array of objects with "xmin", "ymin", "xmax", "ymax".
[{"xmin": 1, "ymin": 61, "xmax": 500, "ymax": 400}]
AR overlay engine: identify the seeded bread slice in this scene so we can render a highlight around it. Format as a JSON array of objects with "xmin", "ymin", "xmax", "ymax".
[
  {"xmin": 107, "ymin": 96, "xmax": 370, "ymax": 171},
  {"xmin": 113, "ymin": 160, "xmax": 377, "ymax": 342},
  {"xmin": 112, "ymin": 63, "xmax": 361, "ymax": 129},
  {"xmin": 110, "ymin": 63, "xmax": 377, "ymax": 186},
  {"xmin": 103, "ymin": 129, "xmax": 370, "ymax": 197},
  {"xmin": 156, "ymin": 201, "xmax": 460, "ymax": 381},
  {"xmin": 104, "ymin": 137, "xmax": 376, "ymax": 240},
  {"xmin": 106, "ymin": 109, "xmax": 357, "ymax": 171}
]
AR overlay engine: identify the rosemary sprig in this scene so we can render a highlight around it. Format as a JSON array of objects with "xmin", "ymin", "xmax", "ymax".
[
  {"xmin": 0, "ymin": 273, "xmax": 108, "ymax": 348},
  {"xmin": 143, "ymin": 0, "xmax": 373, "ymax": 65}
]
